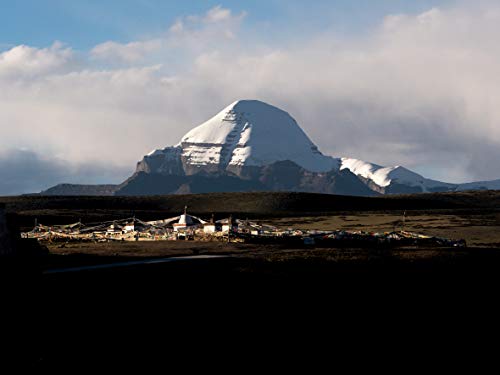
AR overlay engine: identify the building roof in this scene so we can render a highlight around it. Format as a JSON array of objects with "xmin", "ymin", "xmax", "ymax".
[
  {"xmin": 178, "ymin": 214, "xmax": 194, "ymax": 225},
  {"xmin": 149, "ymin": 211, "xmax": 207, "ymax": 227}
]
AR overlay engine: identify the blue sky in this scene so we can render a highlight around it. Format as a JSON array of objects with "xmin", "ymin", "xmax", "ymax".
[{"xmin": 1, "ymin": 0, "xmax": 455, "ymax": 50}]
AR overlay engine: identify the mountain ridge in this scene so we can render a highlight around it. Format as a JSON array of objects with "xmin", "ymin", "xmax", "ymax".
[{"xmin": 40, "ymin": 99, "xmax": 500, "ymax": 196}]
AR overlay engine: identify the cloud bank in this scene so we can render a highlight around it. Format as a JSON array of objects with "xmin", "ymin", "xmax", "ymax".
[
  {"xmin": 0, "ymin": 149, "xmax": 131, "ymax": 195},
  {"xmin": 1, "ymin": 2, "xmax": 500, "ymax": 194}
]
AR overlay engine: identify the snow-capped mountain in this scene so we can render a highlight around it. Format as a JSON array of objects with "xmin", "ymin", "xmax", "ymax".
[
  {"xmin": 130, "ymin": 99, "xmax": 456, "ymax": 196},
  {"xmin": 140, "ymin": 100, "xmax": 339, "ymax": 177},
  {"xmin": 41, "ymin": 99, "xmax": 500, "ymax": 196},
  {"xmin": 339, "ymin": 158, "xmax": 456, "ymax": 194}
]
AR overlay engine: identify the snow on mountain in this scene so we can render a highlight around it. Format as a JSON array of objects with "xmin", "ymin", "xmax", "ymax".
[
  {"xmin": 132, "ymin": 99, "xmax": 500, "ymax": 196},
  {"xmin": 340, "ymin": 158, "xmax": 396, "ymax": 187},
  {"xmin": 340, "ymin": 158, "xmax": 455, "ymax": 192},
  {"xmin": 147, "ymin": 100, "xmax": 339, "ymax": 174}
]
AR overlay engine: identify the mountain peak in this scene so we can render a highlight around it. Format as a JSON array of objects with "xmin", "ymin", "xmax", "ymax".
[
  {"xmin": 175, "ymin": 99, "xmax": 339, "ymax": 172},
  {"xmin": 227, "ymin": 99, "xmax": 273, "ymax": 110},
  {"xmin": 180, "ymin": 99, "xmax": 301, "ymax": 145}
]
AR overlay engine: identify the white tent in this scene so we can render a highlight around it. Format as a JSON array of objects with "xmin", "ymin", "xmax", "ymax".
[{"xmin": 147, "ymin": 207, "xmax": 207, "ymax": 232}]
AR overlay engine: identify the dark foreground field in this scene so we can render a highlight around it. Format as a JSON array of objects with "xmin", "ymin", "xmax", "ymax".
[
  {"xmin": 3, "ymin": 191, "xmax": 500, "ymax": 369},
  {"xmin": 6, "ymin": 245, "xmax": 500, "ymax": 370}
]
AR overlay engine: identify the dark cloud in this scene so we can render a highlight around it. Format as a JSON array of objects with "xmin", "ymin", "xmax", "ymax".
[{"xmin": 0, "ymin": 150, "xmax": 131, "ymax": 196}]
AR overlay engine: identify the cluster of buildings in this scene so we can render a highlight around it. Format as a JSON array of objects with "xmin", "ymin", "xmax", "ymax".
[
  {"xmin": 21, "ymin": 206, "xmax": 466, "ymax": 248},
  {"xmin": 22, "ymin": 207, "xmax": 278, "ymax": 242}
]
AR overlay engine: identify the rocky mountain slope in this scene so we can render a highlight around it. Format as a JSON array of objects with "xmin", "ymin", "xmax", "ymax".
[{"xmin": 41, "ymin": 184, "xmax": 119, "ymax": 196}]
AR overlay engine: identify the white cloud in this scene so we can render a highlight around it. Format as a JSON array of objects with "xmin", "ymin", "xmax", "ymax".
[
  {"xmin": 167, "ymin": 5, "xmax": 245, "ymax": 47},
  {"xmin": 91, "ymin": 5, "xmax": 245, "ymax": 66},
  {"xmin": 2, "ymin": 2, "xmax": 500, "ymax": 194},
  {"xmin": 169, "ymin": 20, "xmax": 184, "ymax": 33},
  {"xmin": 0, "ymin": 41, "xmax": 76, "ymax": 78},
  {"xmin": 204, "ymin": 5, "xmax": 233, "ymax": 23},
  {"xmin": 91, "ymin": 40, "xmax": 162, "ymax": 63}
]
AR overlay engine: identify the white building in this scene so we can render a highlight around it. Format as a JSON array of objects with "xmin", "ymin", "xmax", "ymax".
[
  {"xmin": 173, "ymin": 213, "xmax": 194, "ymax": 232},
  {"xmin": 123, "ymin": 222, "xmax": 135, "ymax": 233},
  {"xmin": 172, "ymin": 207, "xmax": 207, "ymax": 232},
  {"xmin": 219, "ymin": 217, "xmax": 238, "ymax": 233},
  {"xmin": 203, "ymin": 223, "xmax": 217, "ymax": 234}
]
